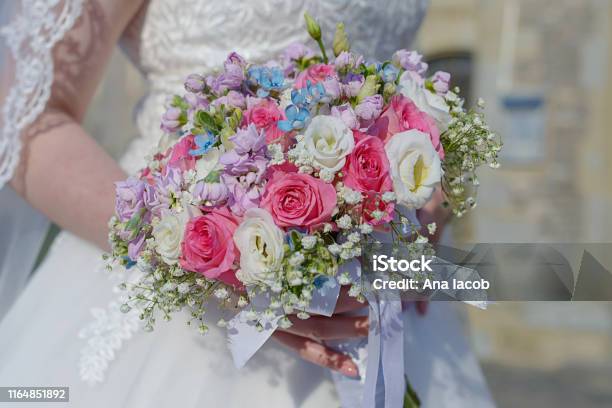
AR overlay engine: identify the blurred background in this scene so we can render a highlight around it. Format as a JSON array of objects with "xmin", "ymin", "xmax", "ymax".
[{"xmin": 2, "ymin": 0, "xmax": 612, "ymax": 406}]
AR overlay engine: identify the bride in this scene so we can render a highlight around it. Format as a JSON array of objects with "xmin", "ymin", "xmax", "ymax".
[{"xmin": 0, "ymin": 0, "xmax": 495, "ymax": 406}]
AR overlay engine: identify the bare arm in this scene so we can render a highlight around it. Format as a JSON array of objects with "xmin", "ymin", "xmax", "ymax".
[{"xmin": 8, "ymin": 0, "xmax": 144, "ymax": 250}]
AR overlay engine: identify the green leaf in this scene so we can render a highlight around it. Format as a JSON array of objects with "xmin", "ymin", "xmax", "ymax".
[
  {"xmin": 403, "ymin": 376, "xmax": 421, "ymax": 408},
  {"xmin": 194, "ymin": 110, "xmax": 219, "ymax": 132},
  {"xmin": 203, "ymin": 170, "xmax": 221, "ymax": 183},
  {"xmin": 332, "ymin": 23, "xmax": 350, "ymax": 57}
]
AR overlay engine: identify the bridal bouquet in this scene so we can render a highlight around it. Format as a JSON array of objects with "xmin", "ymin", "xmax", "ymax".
[{"xmin": 107, "ymin": 13, "xmax": 500, "ymax": 406}]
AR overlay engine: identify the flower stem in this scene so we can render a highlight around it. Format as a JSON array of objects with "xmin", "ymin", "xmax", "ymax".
[{"xmin": 316, "ymin": 38, "xmax": 329, "ymax": 63}]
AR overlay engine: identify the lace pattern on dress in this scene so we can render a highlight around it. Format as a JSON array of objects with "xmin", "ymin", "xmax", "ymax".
[{"xmin": 0, "ymin": 0, "xmax": 84, "ymax": 187}]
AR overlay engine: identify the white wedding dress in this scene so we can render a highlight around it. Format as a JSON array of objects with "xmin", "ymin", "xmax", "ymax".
[{"xmin": 0, "ymin": 1, "xmax": 495, "ymax": 407}]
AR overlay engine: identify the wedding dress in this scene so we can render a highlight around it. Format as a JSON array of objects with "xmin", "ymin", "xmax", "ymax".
[{"xmin": 0, "ymin": 0, "xmax": 495, "ymax": 406}]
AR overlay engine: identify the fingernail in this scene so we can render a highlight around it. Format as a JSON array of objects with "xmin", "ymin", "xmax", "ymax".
[{"xmin": 340, "ymin": 361, "xmax": 359, "ymax": 378}]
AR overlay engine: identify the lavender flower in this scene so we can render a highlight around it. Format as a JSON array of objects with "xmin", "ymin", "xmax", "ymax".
[
  {"xmin": 185, "ymin": 73, "xmax": 205, "ymax": 93},
  {"xmin": 331, "ymin": 103, "xmax": 358, "ymax": 129},
  {"xmin": 355, "ymin": 94, "xmax": 384, "ymax": 121},
  {"xmin": 392, "ymin": 50, "xmax": 428, "ymax": 75},
  {"xmin": 219, "ymin": 124, "xmax": 269, "ymax": 215},
  {"xmin": 431, "ymin": 71, "xmax": 451, "ymax": 95},
  {"xmin": 161, "ymin": 106, "xmax": 184, "ymax": 133},
  {"xmin": 283, "ymin": 42, "xmax": 315, "ymax": 62},
  {"xmin": 192, "ymin": 181, "xmax": 229, "ymax": 207},
  {"xmin": 115, "ymin": 177, "xmax": 145, "ymax": 222},
  {"xmin": 212, "ymin": 90, "xmax": 246, "ymax": 109},
  {"xmin": 143, "ymin": 183, "xmax": 163, "ymax": 217},
  {"xmin": 340, "ymin": 73, "xmax": 364, "ymax": 98},
  {"xmin": 128, "ymin": 232, "xmax": 146, "ymax": 262}
]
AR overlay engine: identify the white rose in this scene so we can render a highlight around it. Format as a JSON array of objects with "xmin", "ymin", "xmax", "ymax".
[
  {"xmin": 385, "ymin": 130, "xmax": 442, "ymax": 209},
  {"xmin": 233, "ymin": 208, "xmax": 285, "ymax": 285},
  {"xmin": 398, "ymin": 71, "xmax": 452, "ymax": 131},
  {"xmin": 303, "ymin": 115, "xmax": 355, "ymax": 172},
  {"xmin": 153, "ymin": 211, "xmax": 188, "ymax": 265}
]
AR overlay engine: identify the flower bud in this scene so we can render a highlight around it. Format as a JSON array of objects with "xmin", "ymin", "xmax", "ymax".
[
  {"xmin": 304, "ymin": 12, "xmax": 321, "ymax": 41},
  {"xmin": 332, "ymin": 23, "xmax": 350, "ymax": 57}
]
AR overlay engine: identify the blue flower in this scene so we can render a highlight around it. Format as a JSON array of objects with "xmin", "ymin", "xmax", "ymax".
[
  {"xmin": 278, "ymin": 105, "xmax": 310, "ymax": 131},
  {"xmin": 248, "ymin": 66, "xmax": 285, "ymax": 96},
  {"xmin": 189, "ymin": 132, "xmax": 217, "ymax": 156},
  {"xmin": 381, "ymin": 64, "xmax": 399, "ymax": 82}
]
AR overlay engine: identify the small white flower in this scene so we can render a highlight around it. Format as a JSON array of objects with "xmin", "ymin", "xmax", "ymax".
[
  {"xmin": 360, "ymin": 223, "xmax": 374, "ymax": 234},
  {"xmin": 371, "ymin": 210, "xmax": 385, "ymax": 221},
  {"xmin": 296, "ymin": 311, "xmax": 310, "ymax": 320},
  {"xmin": 416, "ymin": 235, "xmax": 429, "ymax": 244},
  {"xmin": 245, "ymin": 309, "xmax": 258, "ymax": 322},
  {"xmin": 382, "ymin": 191, "xmax": 397, "ymax": 202},
  {"xmin": 278, "ymin": 316, "xmax": 293, "ymax": 329},
  {"xmin": 337, "ymin": 214, "xmax": 352, "ymax": 229},
  {"xmin": 289, "ymin": 252, "xmax": 305, "ymax": 267},
  {"xmin": 323, "ymin": 223, "xmax": 333, "ymax": 233},
  {"xmin": 338, "ymin": 272, "xmax": 352, "ymax": 285},
  {"xmin": 319, "ymin": 168, "xmax": 335, "ymax": 182},
  {"xmin": 301, "ymin": 236, "xmax": 317, "ymax": 250},
  {"xmin": 214, "ymin": 287, "xmax": 229, "ymax": 299},
  {"xmin": 348, "ymin": 232, "xmax": 361, "ymax": 244},
  {"xmin": 217, "ymin": 318, "xmax": 227, "ymax": 328},
  {"xmin": 328, "ymin": 244, "xmax": 342, "ymax": 255},
  {"xmin": 177, "ymin": 282, "xmax": 191, "ymax": 294},
  {"xmin": 342, "ymin": 187, "xmax": 363, "ymax": 204},
  {"xmin": 427, "ymin": 222, "xmax": 437, "ymax": 235},
  {"xmin": 268, "ymin": 143, "xmax": 285, "ymax": 165},
  {"xmin": 237, "ymin": 296, "xmax": 249, "ymax": 308}
]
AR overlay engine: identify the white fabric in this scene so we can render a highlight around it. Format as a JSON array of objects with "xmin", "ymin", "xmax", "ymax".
[
  {"xmin": 0, "ymin": 0, "xmax": 496, "ymax": 406},
  {"xmin": 0, "ymin": 0, "xmax": 84, "ymax": 321}
]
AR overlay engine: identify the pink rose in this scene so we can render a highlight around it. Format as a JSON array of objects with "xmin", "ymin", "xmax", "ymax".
[
  {"xmin": 374, "ymin": 95, "xmax": 444, "ymax": 159},
  {"xmin": 362, "ymin": 192, "xmax": 395, "ymax": 226},
  {"xmin": 343, "ymin": 133, "xmax": 392, "ymax": 193},
  {"xmin": 261, "ymin": 171, "xmax": 337, "ymax": 230},
  {"xmin": 243, "ymin": 99, "xmax": 286, "ymax": 144},
  {"xmin": 168, "ymin": 135, "xmax": 197, "ymax": 171},
  {"xmin": 180, "ymin": 208, "xmax": 241, "ymax": 287},
  {"xmin": 295, "ymin": 63, "xmax": 337, "ymax": 88}
]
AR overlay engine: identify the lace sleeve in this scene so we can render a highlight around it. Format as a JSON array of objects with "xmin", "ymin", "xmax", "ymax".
[{"xmin": 0, "ymin": 0, "xmax": 85, "ymax": 188}]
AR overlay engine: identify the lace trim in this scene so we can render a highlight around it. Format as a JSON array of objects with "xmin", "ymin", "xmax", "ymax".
[
  {"xmin": 78, "ymin": 264, "xmax": 144, "ymax": 385},
  {"xmin": 0, "ymin": 0, "xmax": 84, "ymax": 187}
]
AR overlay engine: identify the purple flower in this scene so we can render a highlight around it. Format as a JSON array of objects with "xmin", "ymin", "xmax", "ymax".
[
  {"xmin": 334, "ymin": 51, "xmax": 364, "ymax": 71},
  {"xmin": 115, "ymin": 177, "xmax": 145, "ymax": 222},
  {"xmin": 431, "ymin": 71, "xmax": 451, "ymax": 95},
  {"xmin": 283, "ymin": 42, "xmax": 315, "ymax": 61},
  {"xmin": 161, "ymin": 106, "xmax": 183, "ymax": 133},
  {"xmin": 143, "ymin": 183, "xmax": 163, "ymax": 217},
  {"xmin": 212, "ymin": 90, "xmax": 246, "ymax": 109},
  {"xmin": 213, "ymin": 63, "xmax": 245, "ymax": 94},
  {"xmin": 154, "ymin": 167, "xmax": 183, "ymax": 209},
  {"xmin": 184, "ymin": 93, "xmax": 209, "ymax": 111},
  {"xmin": 226, "ymin": 124, "xmax": 266, "ymax": 156},
  {"xmin": 185, "ymin": 73, "xmax": 205, "ymax": 93},
  {"xmin": 392, "ymin": 50, "xmax": 428, "ymax": 75},
  {"xmin": 331, "ymin": 103, "xmax": 358, "ymax": 129},
  {"xmin": 322, "ymin": 77, "xmax": 341, "ymax": 100},
  {"xmin": 192, "ymin": 181, "xmax": 229, "ymax": 206},
  {"xmin": 221, "ymin": 176, "xmax": 264, "ymax": 216},
  {"xmin": 355, "ymin": 94, "xmax": 384, "ymax": 121},
  {"xmin": 225, "ymin": 52, "xmax": 246, "ymax": 68},
  {"xmin": 341, "ymin": 73, "xmax": 364, "ymax": 98},
  {"xmin": 128, "ymin": 232, "xmax": 146, "ymax": 261}
]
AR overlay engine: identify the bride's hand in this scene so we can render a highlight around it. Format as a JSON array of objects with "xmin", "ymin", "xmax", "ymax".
[{"xmin": 272, "ymin": 286, "xmax": 367, "ymax": 377}]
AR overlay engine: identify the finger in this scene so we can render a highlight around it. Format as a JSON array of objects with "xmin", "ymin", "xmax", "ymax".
[
  {"xmin": 280, "ymin": 315, "xmax": 369, "ymax": 341},
  {"xmin": 334, "ymin": 286, "xmax": 367, "ymax": 314},
  {"xmin": 272, "ymin": 331, "xmax": 359, "ymax": 377}
]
